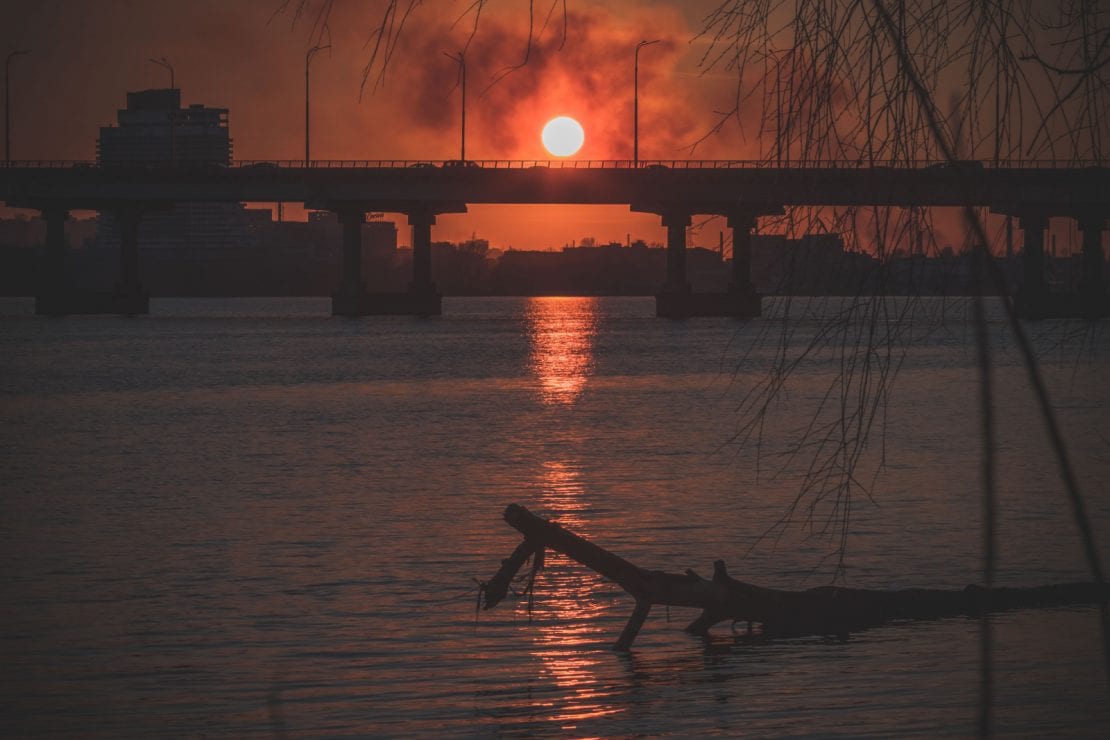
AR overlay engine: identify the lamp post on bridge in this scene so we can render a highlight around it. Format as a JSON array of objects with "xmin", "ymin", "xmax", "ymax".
[
  {"xmin": 768, "ymin": 49, "xmax": 799, "ymax": 167},
  {"xmin": 305, "ymin": 43, "xmax": 330, "ymax": 167},
  {"xmin": 5, "ymin": 48, "xmax": 31, "ymax": 166},
  {"xmin": 634, "ymin": 39, "xmax": 659, "ymax": 168},
  {"xmin": 445, "ymin": 51, "xmax": 466, "ymax": 162},
  {"xmin": 148, "ymin": 57, "xmax": 175, "ymax": 162}
]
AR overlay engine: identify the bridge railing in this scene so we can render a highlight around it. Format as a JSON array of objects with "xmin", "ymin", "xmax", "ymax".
[
  {"xmin": 2, "ymin": 158, "xmax": 1105, "ymax": 169},
  {"xmin": 1, "ymin": 160, "xmax": 99, "ymax": 168}
]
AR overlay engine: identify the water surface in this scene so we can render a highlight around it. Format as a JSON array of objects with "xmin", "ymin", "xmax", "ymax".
[{"xmin": 2, "ymin": 296, "xmax": 1108, "ymax": 736}]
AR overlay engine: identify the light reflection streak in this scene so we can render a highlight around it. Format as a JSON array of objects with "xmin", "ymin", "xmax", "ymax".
[
  {"xmin": 521, "ymin": 298, "xmax": 621, "ymax": 729},
  {"xmin": 525, "ymin": 297, "xmax": 600, "ymax": 406},
  {"xmin": 525, "ymin": 457, "xmax": 624, "ymax": 729}
]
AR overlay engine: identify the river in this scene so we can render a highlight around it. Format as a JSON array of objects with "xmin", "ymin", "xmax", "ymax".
[{"xmin": 1, "ymin": 296, "xmax": 1108, "ymax": 736}]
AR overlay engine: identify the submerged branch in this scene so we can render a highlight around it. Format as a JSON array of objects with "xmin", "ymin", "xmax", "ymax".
[{"xmin": 482, "ymin": 505, "xmax": 1110, "ymax": 651}]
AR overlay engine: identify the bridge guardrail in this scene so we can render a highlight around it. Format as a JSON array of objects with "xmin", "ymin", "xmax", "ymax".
[{"xmin": 2, "ymin": 159, "xmax": 1106, "ymax": 169}]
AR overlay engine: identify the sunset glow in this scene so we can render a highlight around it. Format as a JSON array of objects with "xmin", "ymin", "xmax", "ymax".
[
  {"xmin": 4, "ymin": 0, "xmax": 1109, "ymax": 736},
  {"xmin": 526, "ymin": 297, "xmax": 598, "ymax": 405},
  {"xmin": 542, "ymin": 117, "xmax": 585, "ymax": 157}
]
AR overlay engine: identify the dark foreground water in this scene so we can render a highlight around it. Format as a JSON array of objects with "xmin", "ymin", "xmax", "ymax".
[{"xmin": 2, "ymin": 296, "xmax": 1109, "ymax": 737}]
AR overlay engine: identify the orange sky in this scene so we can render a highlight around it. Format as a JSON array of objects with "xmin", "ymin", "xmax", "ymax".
[
  {"xmin": 1, "ymin": 0, "xmax": 1096, "ymax": 255},
  {"xmin": 2, "ymin": 0, "xmax": 763, "ymax": 249}
]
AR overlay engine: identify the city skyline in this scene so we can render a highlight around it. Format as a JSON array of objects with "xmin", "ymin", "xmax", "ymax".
[
  {"xmin": 1, "ymin": 1, "xmax": 743, "ymax": 248},
  {"xmin": 7, "ymin": 0, "xmax": 1096, "ymax": 254}
]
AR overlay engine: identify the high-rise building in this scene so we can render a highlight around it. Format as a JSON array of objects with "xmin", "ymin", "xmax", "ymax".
[{"xmin": 95, "ymin": 89, "xmax": 248, "ymax": 251}]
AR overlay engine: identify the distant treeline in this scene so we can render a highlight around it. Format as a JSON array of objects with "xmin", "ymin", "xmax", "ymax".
[{"xmin": 0, "ymin": 237, "xmax": 1092, "ymax": 298}]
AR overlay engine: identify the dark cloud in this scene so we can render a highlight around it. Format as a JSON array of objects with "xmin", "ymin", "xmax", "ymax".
[{"xmin": 370, "ymin": 3, "xmax": 723, "ymax": 158}]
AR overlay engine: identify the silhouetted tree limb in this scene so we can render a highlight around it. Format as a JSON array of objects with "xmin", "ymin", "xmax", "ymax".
[
  {"xmin": 482, "ymin": 505, "xmax": 1110, "ymax": 651},
  {"xmin": 275, "ymin": 0, "xmax": 567, "ymax": 96}
]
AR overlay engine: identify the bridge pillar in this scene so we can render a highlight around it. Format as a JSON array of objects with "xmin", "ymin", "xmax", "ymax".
[
  {"xmin": 651, "ymin": 206, "xmax": 771, "ymax": 319},
  {"xmin": 726, "ymin": 210, "xmax": 762, "ymax": 317},
  {"xmin": 34, "ymin": 206, "xmax": 70, "ymax": 316},
  {"xmin": 331, "ymin": 207, "xmax": 370, "ymax": 316},
  {"xmin": 655, "ymin": 211, "xmax": 695, "ymax": 318},
  {"xmin": 406, "ymin": 209, "xmax": 442, "ymax": 316},
  {"xmin": 1020, "ymin": 213, "xmax": 1048, "ymax": 296},
  {"xmin": 112, "ymin": 205, "xmax": 149, "ymax": 316},
  {"xmin": 661, "ymin": 211, "xmax": 691, "ymax": 294},
  {"xmin": 728, "ymin": 212, "xmax": 755, "ymax": 292},
  {"xmin": 1014, "ymin": 212, "xmax": 1049, "ymax": 319},
  {"xmin": 1077, "ymin": 212, "xmax": 1108, "ymax": 319},
  {"xmin": 409, "ymin": 210, "xmax": 435, "ymax": 294},
  {"xmin": 323, "ymin": 203, "xmax": 447, "ymax": 317}
]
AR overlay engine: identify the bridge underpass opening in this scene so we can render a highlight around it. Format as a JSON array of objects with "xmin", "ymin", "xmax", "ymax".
[{"xmin": 418, "ymin": 205, "xmax": 669, "ymax": 251}]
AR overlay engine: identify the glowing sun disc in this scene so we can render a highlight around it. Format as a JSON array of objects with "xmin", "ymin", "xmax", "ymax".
[{"xmin": 542, "ymin": 116, "xmax": 585, "ymax": 157}]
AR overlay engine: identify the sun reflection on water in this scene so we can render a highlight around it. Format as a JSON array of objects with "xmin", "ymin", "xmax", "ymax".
[
  {"xmin": 524, "ymin": 457, "xmax": 624, "ymax": 729},
  {"xmin": 525, "ymin": 297, "xmax": 600, "ymax": 406},
  {"xmin": 521, "ymin": 298, "xmax": 620, "ymax": 729}
]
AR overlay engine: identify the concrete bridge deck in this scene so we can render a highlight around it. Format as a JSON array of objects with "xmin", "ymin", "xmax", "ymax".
[
  {"xmin": 2, "ymin": 160, "xmax": 1107, "ymax": 319},
  {"xmin": 3, "ymin": 159, "xmax": 1108, "ymax": 213}
]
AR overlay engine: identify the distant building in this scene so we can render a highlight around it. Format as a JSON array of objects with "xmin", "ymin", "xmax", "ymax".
[
  {"xmin": 97, "ymin": 89, "xmax": 232, "ymax": 163},
  {"xmin": 95, "ymin": 88, "xmax": 249, "ymax": 251}
]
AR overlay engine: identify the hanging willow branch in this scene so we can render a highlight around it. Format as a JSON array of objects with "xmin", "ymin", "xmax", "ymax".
[{"xmin": 274, "ymin": 0, "xmax": 568, "ymax": 96}]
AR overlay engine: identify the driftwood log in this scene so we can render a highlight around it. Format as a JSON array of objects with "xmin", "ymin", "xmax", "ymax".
[{"xmin": 482, "ymin": 504, "xmax": 1109, "ymax": 651}]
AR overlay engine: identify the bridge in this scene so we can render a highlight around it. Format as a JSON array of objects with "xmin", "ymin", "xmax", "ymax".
[{"xmin": 3, "ymin": 159, "xmax": 1108, "ymax": 318}]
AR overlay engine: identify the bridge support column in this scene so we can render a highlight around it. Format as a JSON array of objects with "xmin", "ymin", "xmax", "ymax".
[
  {"xmin": 409, "ymin": 210, "xmax": 435, "ymax": 295},
  {"xmin": 1014, "ymin": 212, "xmax": 1049, "ymax": 320},
  {"xmin": 331, "ymin": 207, "xmax": 370, "ymax": 316},
  {"xmin": 405, "ymin": 209, "xmax": 442, "ymax": 317},
  {"xmin": 662, "ymin": 211, "xmax": 691, "ymax": 294},
  {"xmin": 1078, "ymin": 212, "xmax": 1108, "ymax": 319},
  {"xmin": 112, "ymin": 206, "xmax": 149, "ymax": 316},
  {"xmin": 34, "ymin": 206, "xmax": 70, "ymax": 316},
  {"xmin": 655, "ymin": 211, "xmax": 694, "ymax": 318},
  {"xmin": 323, "ymin": 202, "xmax": 448, "ymax": 317},
  {"xmin": 651, "ymin": 207, "xmax": 770, "ymax": 319},
  {"xmin": 726, "ymin": 210, "xmax": 762, "ymax": 318}
]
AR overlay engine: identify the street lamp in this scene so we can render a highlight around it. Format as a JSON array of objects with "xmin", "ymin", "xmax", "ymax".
[
  {"xmin": 149, "ymin": 56, "xmax": 174, "ymax": 90},
  {"xmin": 773, "ymin": 53, "xmax": 783, "ymax": 166},
  {"xmin": 149, "ymin": 57, "xmax": 175, "ymax": 162},
  {"xmin": 5, "ymin": 49, "xmax": 31, "ymax": 166},
  {"xmin": 444, "ymin": 51, "xmax": 466, "ymax": 162},
  {"xmin": 763, "ymin": 49, "xmax": 793, "ymax": 167},
  {"xmin": 634, "ymin": 39, "xmax": 659, "ymax": 167},
  {"xmin": 305, "ymin": 43, "xmax": 330, "ymax": 167}
]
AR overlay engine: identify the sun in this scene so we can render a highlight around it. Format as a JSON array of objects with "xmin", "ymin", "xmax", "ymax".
[{"xmin": 541, "ymin": 116, "xmax": 585, "ymax": 157}]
